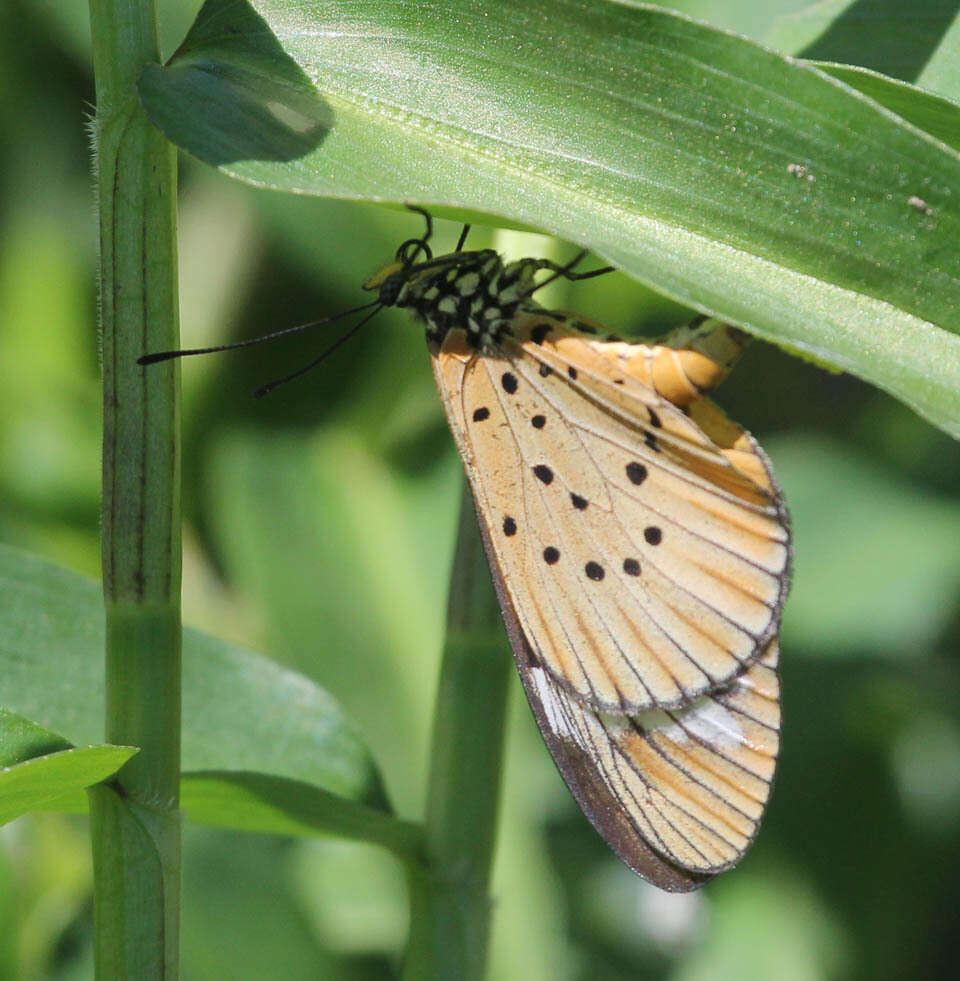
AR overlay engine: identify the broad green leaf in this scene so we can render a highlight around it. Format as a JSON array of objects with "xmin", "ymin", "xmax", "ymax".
[
  {"xmin": 662, "ymin": 0, "xmax": 844, "ymax": 56},
  {"xmin": 139, "ymin": 2, "xmax": 331, "ymax": 165},
  {"xmin": 181, "ymin": 771, "xmax": 422, "ymax": 859},
  {"xmin": 205, "ymin": 430, "xmax": 460, "ymax": 817},
  {"xmin": 138, "ymin": 0, "xmax": 960, "ymax": 437},
  {"xmin": 0, "ymin": 743, "xmax": 137, "ymax": 826},
  {"xmin": 180, "ymin": 826, "xmax": 338, "ymax": 976},
  {"xmin": 0, "ymin": 544, "xmax": 389, "ymax": 826}
]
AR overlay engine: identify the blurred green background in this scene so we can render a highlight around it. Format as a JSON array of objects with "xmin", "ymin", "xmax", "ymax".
[{"xmin": 2, "ymin": 0, "xmax": 959, "ymax": 978}]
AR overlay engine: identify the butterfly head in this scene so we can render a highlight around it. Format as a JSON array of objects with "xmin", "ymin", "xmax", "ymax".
[
  {"xmin": 363, "ymin": 205, "xmax": 439, "ymax": 306},
  {"xmin": 361, "ymin": 206, "xmax": 492, "ymax": 317}
]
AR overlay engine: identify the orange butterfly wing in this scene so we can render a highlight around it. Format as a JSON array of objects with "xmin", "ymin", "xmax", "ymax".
[
  {"xmin": 431, "ymin": 316, "xmax": 788, "ymax": 887},
  {"xmin": 433, "ymin": 318, "xmax": 789, "ymax": 713}
]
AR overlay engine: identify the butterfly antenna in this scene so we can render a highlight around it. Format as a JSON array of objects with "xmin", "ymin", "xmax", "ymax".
[
  {"xmin": 136, "ymin": 300, "xmax": 382, "ymax": 366},
  {"xmin": 455, "ymin": 223, "xmax": 471, "ymax": 251},
  {"xmin": 253, "ymin": 302, "xmax": 384, "ymax": 398}
]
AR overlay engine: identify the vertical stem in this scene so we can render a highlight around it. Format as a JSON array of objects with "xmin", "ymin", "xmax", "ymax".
[
  {"xmin": 403, "ymin": 482, "xmax": 512, "ymax": 980},
  {"xmin": 87, "ymin": 0, "xmax": 181, "ymax": 976}
]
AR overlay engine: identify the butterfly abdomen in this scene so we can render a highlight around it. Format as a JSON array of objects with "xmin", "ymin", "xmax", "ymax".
[{"xmin": 619, "ymin": 321, "xmax": 751, "ymax": 409}]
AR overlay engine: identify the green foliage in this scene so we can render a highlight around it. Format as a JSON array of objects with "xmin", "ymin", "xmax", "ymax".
[
  {"xmin": 0, "ymin": 545, "xmax": 391, "ymax": 827},
  {"xmin": 2, "ymin": 0, "xmax": 959, "ymax": 977},
  {"xmin": 0, "ymin": 726, "xmax": 136, "ymax": 825}
]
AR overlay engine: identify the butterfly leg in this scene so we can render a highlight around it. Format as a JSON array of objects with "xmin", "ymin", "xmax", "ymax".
[{"xmin": 522, "ymin": 254, "xmax": 616, "ymax": 298}]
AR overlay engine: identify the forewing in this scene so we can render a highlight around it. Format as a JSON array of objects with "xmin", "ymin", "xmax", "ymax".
[{"xmin": 431, "ymin": 321, "xmax": 789, "ymax": 713}]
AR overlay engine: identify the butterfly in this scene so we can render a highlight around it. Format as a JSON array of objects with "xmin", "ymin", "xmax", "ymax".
[
  {"xmin": 141, "ymin": 208, "xmax": 791, "ymax": 891},
  {"xmin": 366, "ymin": 210, "xmax": 790, "ymax": 891}
]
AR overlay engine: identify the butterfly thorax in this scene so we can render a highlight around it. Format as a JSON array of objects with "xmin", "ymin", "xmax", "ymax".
[{"xmin": 367, "ymin": 250, "xmax": 544, "ymax": 350}]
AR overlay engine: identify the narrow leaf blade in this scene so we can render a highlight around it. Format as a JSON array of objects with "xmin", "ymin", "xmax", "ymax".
[{"xmin": 0, "ymin": 744, "xmax": 137, "ymax": 826}]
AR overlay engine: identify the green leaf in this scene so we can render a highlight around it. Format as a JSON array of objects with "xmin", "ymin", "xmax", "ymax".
[
  {"xmin": 0, "ymin": 709, "xmax": 73, "ymax": 767},
  {"xmin": 813, "ymin": 62, "xmax": 960, "ymax": 153},
  {"xmin": 0, "ymin": 543, "xmax": 391, "ymax": 828},
  {"xmin": 763, "ymin": 0, "xmax": 958, "ymax": 95},
  {"xmin": 0, "ymin": 742, "xmax": 137, "ymax": 826},
  {"xmin": 181, "ymin": 771, "xmax": 422, "ymax": 860},
  {"xmin": 204, "ymin": 431, "xmax": 460, "ymax": 817},
  {"xmin": 138, "ymin": 0, "xmax": 960, "ymax": 437},
  {"xmin": 138, "ymin": 0, "xmax": 332, "ymax": 165}
]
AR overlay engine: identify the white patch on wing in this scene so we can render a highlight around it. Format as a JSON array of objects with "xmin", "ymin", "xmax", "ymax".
[
  {"xmin": 674, "ymin": 698, "xmax": 744, "ymax": 750},
  {"xmin": 596, "ymin": 711, "xmax": 631, "ymax": 736},
  {"xmin": 634, "ymin": 697, "xmax": 745, "ymax": 751},
  {"xmin": 530, "ymin": 668, "xmax": 584, "ymax": 748},
  {"xmin": 633, "ymin": 708, "xmax": 687, "ymax": 743}
]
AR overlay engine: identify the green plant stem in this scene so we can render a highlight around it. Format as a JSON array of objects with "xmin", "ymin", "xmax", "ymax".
[
  {"xmin": 403, "ymin": 483, "xmax": 512, "ymax": 980},
  {"xmin": 87, "ymin": 0, "xmax": 181, "ymax": 976}
]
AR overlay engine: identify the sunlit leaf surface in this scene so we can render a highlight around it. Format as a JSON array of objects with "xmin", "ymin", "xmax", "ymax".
[{"xmin": 140, "ymin": 0, "xmax": 960, "ymax": 436}]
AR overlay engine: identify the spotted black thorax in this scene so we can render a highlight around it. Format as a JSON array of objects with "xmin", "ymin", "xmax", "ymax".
[
  {"xmin": 363, "ymin": 208, "xmax": 614, "ymax": 352},
  {"xmin": 137, "ymin": 207, "xmax": 613, "ymax": 399},
  {"xmin": 365, "ymin": 248, "xmax": 549, "ymax": 350}
]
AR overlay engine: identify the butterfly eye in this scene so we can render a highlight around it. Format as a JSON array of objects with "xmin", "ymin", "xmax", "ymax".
[{"xmin": 378, "ymin": 272, "xmax": 405, "ymax": 307}]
